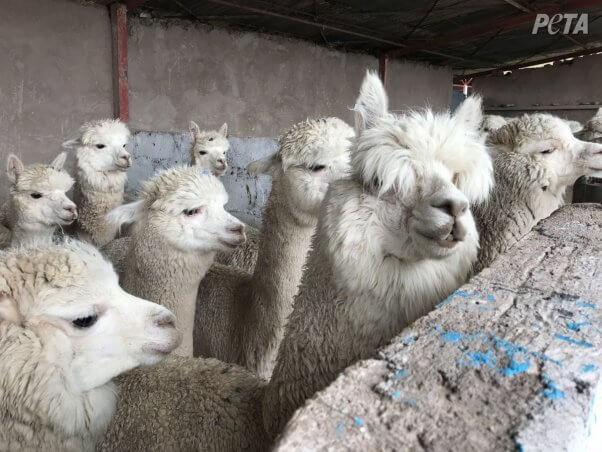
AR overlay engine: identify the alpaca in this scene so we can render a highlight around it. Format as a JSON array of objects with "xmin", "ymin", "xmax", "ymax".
[
  {"xmin": 194, "ymin": 117, "xmax": 354, "ymax": 379},
  {"xmin": 263, "ymin": 72, "xmax": 494, "ymax": 437},
  {"xmin": 189, "ymin": 121, "xmax": 229, "ymax": 175},
  {"xmin": 578, "ymin": 107, "xmax": 602, "ymax": 142},
  {"xmin": 0, "ymin": 153, "xmax": 77, "ymax": 248},
  {"xmin": 481, "ymin": 114, "xmax": 508, "ymax": 134},
  {"xmin": 62, "ymin": 119, "xmax": 131, "ymax": 247},
  {"xmin": 0, "ymin": 239, "xmax": 180, "ymax": 451},
  {"xmin": 106, "ymin": 166, "xmax": 246, "ymax": 357},
  {"xmin": 472, "ymin": 113, "xmax": 602, "ymax": 272}
]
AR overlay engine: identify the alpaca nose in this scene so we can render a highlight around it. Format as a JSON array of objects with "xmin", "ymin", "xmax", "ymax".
[
  {"xmin": 119, "ymin": 153, "xmax": 132, "ymax": 166},
  {"xmin": 64, "ymin": 204, "xmax": 78, "ymax": 218},
  {"xmin": 153, "ymin": 310, "xmax": 176, "ymax": 329},
  {"xmin": 217, "ymin": 159, "xmax": 226, "ymax": 167},
  {"xmin": 432, "ymin": 197, "xmax": 468, "ymax": 218},
  {"xmin": 229, "ymin": 223, "xmax": 245, "ymax": 235}
]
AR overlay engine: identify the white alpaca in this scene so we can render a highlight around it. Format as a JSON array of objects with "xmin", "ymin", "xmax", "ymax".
[
  {"xmin": 106, "ymin": 166, "xmax": 246, "ymax": 357},
  {"xmin": 263, "ymin": 72, "xmax": 494, "ymax": 437},
  {"xmin": 62, "ymin": 119, "xmax": 131, "ymax": 247},
  {"xmin": 0, "ymin": 153, "xmax": 77, "ymax": 248},
  {"xmin": 189, "ymin": 121, "xmax": 229, "ymax": 175},
  {"xmin": 194, "ymin": 117, "xmax": 354, "ymax": 379},
  {"xmin": 578, "ymin": 107, "xmax": 602, "ymax": 141},
  {"xmin": 473, "ymin": 113, "xmax": 602, "ymax": 272},
  {"xmin": 0, "ymin": 240, "xmax": 180, "ymax": 451},
  {"xmin": 481, "ymin": 114, "xmax": 508, "ymax": 134}
]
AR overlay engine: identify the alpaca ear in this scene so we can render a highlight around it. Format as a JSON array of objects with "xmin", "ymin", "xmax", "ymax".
[
  {"xmin": 0, "ymin": 293, "xmax": 21, "ymax": 326},
  {"xmin": 50, "ymin": 152, "xmax": 67, "ymax": 170},
  {"xmin": 61, "ymin": 138, "xmax": 81, "ymax": 150},
  {"xmin": 565, "ymin": 120, "xmax": 583, "ymax": 134},
  {"xmin": 189, "ymin": 121, "xmax": 201, "ymax": 137},
  {"xmin": 218, "ymin": 123, "xmax": 228, "ymax": 137},
  {"xmin": 353, "ymin": 70, "xmax": 388, "ymax": 134},
  {"xmin": 106, "ymin": 200, "xmax": 145, "ymax": 228},
  {"xmin": 248, "ymin": 155, "xmax": 280, "ymax": 176},
  {"xmin": 6, "ymin": 154, "xmax": 24, "ymax": 183},
  {"xmin": 454, "ymin": 95, "xmax": 483, "ymax": 132}
]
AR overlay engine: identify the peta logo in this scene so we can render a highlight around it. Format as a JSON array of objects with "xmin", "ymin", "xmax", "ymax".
[{"xmin": 532, "ymin": 13, "xmax": 588, "ymax": 34}]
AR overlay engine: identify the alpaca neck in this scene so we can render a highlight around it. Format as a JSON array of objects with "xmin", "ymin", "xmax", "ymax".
[
  {"xmin": 244, "ymin": 184, "xmax": 317, "ymax": 376},
  {"xmin": 123, "ymin": 226, "xmax": 215, "ymax": 357},
  {"xmin": 10, "ymin": 224, "xmax": 56, "ymax": 248}
]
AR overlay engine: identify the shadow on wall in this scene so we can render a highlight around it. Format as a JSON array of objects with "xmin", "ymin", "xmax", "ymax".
[{"xmin": 126, "ymin": 132, "xmax": 277, "ymax": 228}]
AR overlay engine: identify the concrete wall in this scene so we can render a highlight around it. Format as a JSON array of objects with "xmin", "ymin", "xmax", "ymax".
[
  {"xmin": 473, "ymin": 54, "xmax": 602, "ymax": 123},
  {"xmin": 0, "ymin": 0, "xmax": 113, "ymax": 203}
]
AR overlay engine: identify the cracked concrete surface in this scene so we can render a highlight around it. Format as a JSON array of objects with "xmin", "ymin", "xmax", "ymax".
[{"xmin": 275, "ymin": 204, "xmax": 602, "ymax": 451}]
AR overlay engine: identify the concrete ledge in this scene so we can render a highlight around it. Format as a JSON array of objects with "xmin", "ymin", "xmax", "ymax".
[{"xmin": 275, "ymin": 204, "xmax": 602, "ymax": 451}]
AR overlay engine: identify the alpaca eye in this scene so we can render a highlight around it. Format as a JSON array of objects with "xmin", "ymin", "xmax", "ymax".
[
  {"xmin": 540, "ymin": 148, "xmax": 555, "ymax": 154},
  {"xmin": 208, "ymin": 138, "xmax": 214, "ymax": 142},
  {"xmin": 199, "ymin": 151, "xmax": 207, "ymax": 155},
  {"xmin": 30, "ymin": 193, "xmax": 42, "ymax": 199},
  {"xmin": 72, "ymin": 314, "xmax": 98, "ymax": 329},
  {"xmin": 311, "ymin": 165, "xmax": 326, "ymax": 172},
  {"xmin": 183, "ymin": 207, "xmax": 202, "ymax": 216},
  {"xmin": 96, "ymin": 144, "xmax": 105, "ymax": 149},
  {"xmin": 123, "ymin": 144, "xmax": 127, "ymax": 148},
  {"xmin": 542, "ymin": 185, "xmax": 548, "ymax": 192}
]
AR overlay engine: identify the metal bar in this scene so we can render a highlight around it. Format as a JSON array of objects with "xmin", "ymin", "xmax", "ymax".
[
  {"xmin": 485, "ymin": 105, "xmax": 601, "ymax": 111},
  {"xmin": 110, "ymin": 3, "xmax": 129, "ymax": 123},
  {"xmin": 454, "ymin": 45, "xmax": 602, "ymax": 80},
  {"xmin": 379, "ymin": 53, "xmax": 389, "ymax": 87}
]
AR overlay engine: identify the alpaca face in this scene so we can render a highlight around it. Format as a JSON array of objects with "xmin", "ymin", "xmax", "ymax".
[
  {"xmin": 481, "ymin": 114, "xmax": 508, "ymax": 134},
  {"xmin": 7, "ymin": 153, "xmax": 78, "ymax": 230},
  {"xmin": 578, "ymin": 108, "xmax": 602, "ymax": 143},
  {"xmin": 0, "ymin": 241, "xmax": 180, "ymax": 393},
  {"xmin": 64, "ymin": 119, "xmax": 132, "ymax": 173},
  {"xmin": 351, "ymin": 72, "xmax": 492, "ymax": 262},
  {"xmin": 189, "ymin": 122, "xmax": 229, "ymax": 176}
]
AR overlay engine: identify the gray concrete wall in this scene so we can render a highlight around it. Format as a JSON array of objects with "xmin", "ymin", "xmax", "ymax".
[
  {"xmin": 127, "ymin": 17, "xmax": 452, "ymax": 137},
  {"xmin": 277, "ymin": 204, "xmax": 602, "ymax": 452},
  {"xmin": 0, "ymin": 0, "xmax": 113, "ymax": 203},
  {"xmin": 473, "ymin": 54, "xmax": 602, "ymax": 124}
]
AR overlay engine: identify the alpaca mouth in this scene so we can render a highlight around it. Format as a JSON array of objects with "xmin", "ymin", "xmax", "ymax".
[{"xmin": 437, "ymin": 233, "xmax": 461, "ymax": 248}]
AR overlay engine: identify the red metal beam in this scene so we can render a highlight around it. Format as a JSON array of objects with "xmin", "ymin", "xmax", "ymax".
[
  {"xmin": 389, "ymin": 0, "xmax": 602, "ymax": 58},
  {"xmin": 110, "ymin": 3, "xmax": 129, "ymax": 123},
  {"xmin": 378, "ymin": 53, "xmax": 389, "ymax": 87}
]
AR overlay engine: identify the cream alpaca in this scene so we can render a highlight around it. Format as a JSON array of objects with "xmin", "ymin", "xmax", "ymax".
[
  {"xmin": 473, "ymin": 113, "xmax": 602, "ymax": 272},
  {"xmin": 194, "ymin": 117, "xmax": 354, "ymax": 379},
  {"xmin": 578, "ymin": 107, "xmax": 602, "ymax": 142},
  {"xmin": 106, "ymin": 166, "xmax": 246, "ymax": 356},
  {"xmin": 63, "ymin": 119, "xmax": 131, "ymax": 247},
  {"xmin": 0, "ymin": 153, "xmax": 77, "ymax": 248},
  {"xmin": 264, "ymin": 72, "xmax": 494, "ymax": 437},
  {"xmin": 0, "ymin": 240, "xmax": 180, "ymax": 451},
  {"xmin": 189, "ymin": 121, "xmax": 229, "ymax": 175}
]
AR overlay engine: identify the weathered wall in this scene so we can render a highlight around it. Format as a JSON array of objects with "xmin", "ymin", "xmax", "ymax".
[
  {"xmin": 0, "ymin": 0, "xmax": 113, "ymax": 203},
  {"xmin": 127, "ymin": 17, "xmax": 452, "ymax": 136},
  {"xmin": 473, "ymin": 53, "xmax": 602, "ymax": 124},
  {"xmin": 276, "ymin": 204, "xmax": 602, "ymax": 452}
]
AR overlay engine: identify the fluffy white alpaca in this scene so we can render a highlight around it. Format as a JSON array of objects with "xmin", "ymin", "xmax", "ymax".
[
  {"xmin": 62, "ymin": 119, "xmax": 131, "ymax": 247},
  {"xmin": 263, "ymin": 72, "xmax": 494, "ymax": 437},
  {"xmin": 578, "ymin": 107, "xmax": 602, "ymax": 142},
  {"xmin": 189, "ymin": 121, "xmax": 229, "ymax": 176},
  {"xmin": 0, "ymin": 153, "xmax": 77, "ymax": 248},
  {"xmin": 194, "ymin": 117, "xmax": 354, "ymax": 379},
  {"xmin": 106, "ymin": 166, "xmax": 246, "ymax": 357},
  {"xmin": 481, "ymin": 114, "xmax": 508, "ymax": 134},
  {"xmin": 0, "ymin": 240, "xmax": 180, "ymax": 451},
  {"xmin": 473, "ymin": 113, "xmax": 602, "ymax": 272}
]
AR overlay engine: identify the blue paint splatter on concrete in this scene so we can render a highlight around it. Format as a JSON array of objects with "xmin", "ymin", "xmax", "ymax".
[
  {"xmin": 405, "ymin": 398, "xmax": 418, "ymax": 407},
  {"xmin": 499, "ymin": 359, "xmax": 530, "ymax": 376},
  {"xmin": 391, "ymin": 390, "xmax": 401, "ymax": 399},
  {"xmin": 576, "ymin": 301, "xmax": 597, "ymax": 309},
  {"xmin": 567, "ymin": 321, "xmax": 589, "ymax": 331},
  {"xmin": 335, "ymin": 421, "xmax": 345, "ymax": 435},
  {"xmin": 441, "ymin": 331, "xmax": 464, "ymax": 343},
  {"xmin": 465, "ymin": 350, "xmax": 496, "ymax": 368},
  {"xmin": 554, "ymin": 333, "xmax": 593, "ymax": 348},
  {"xmin": 456, "ymin": 305, "xmax": 497, "ymax": 313},
  {"xmin": 353, "ymin": 417, "xmax": 364, "ymax": 427},
  {"xmin": 581, "ymin": 364, "xmax": 599, "ymax": 373},
  {"xmin": 437, "ymin": 290, "xmax": 497, "ymax": 308},
  {"xmin": 434, "ymin": 325, "xmax": 442, "ymax": 332},
  {"xmin": 486, "ymin": 294, "xmax": 496, "ymax": 302},
  {"xmin": 532, "ymin": 352, "xmax": 563, "ymax": 367},
  {"xmin": 541, "ymin": 375, "xmax": 565, "ymax": 400},
  {"xmin": 403, "ymin": 336, "xmax": 415, "ymax": 344},
  {"xmin": 394, "ymin": 369, "xmax": 407, "ymax": 379},
  {"xmin": 517, "ymin": 443, "xmax": 525, "ymax": 452}
]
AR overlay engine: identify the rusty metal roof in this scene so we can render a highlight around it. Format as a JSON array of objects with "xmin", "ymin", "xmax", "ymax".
[{"xmin": 102, "ymin": 0, "xmax": 602, "ymax": 75}]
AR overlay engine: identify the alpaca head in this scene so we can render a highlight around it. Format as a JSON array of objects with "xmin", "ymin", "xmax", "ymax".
[
  {"xmin": 6, "ymin": 153, "xmax": 78, "ymax": 231},
  {"xmin": 481, "ymin": 114, "xmax": 508, "ymax": 134},
  {"xmin": 106, "ymin": 166, "xmax": 245, "ymax": 253},
  {"xmin": 248, "ymin": 117, "xmax": 354, "ymax": 224},
  {"xmin": 0, "ymin": 240, "xmax": 180, "ymax": 392},
  {"xmin": 489, "ymin": 113, "xmax": 602, "ymax": 195},
  {"xmin": 63, "ymin": 119, "xmax": 131, "ymax": 174},
  {"xmin": 189, "ymin": 121, "xmax": 229, "ymax": 176},
  {"xmin": 351, "ymin": 71, "xmax": 493, "ymax": 262},
  {"xmin": 578, "ymin": 107, "xmax": 602, "ymax": 142}
]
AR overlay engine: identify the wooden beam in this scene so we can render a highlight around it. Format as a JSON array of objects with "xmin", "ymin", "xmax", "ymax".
[
  {"xmin": 110, "ymin": 3, "xmax": 129, "ymax": 123},
  {"xmin": 378, "ymin": 53, "xmax": 389, "ymax": 87}
]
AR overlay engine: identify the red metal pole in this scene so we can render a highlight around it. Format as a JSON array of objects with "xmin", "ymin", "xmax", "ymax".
[
  {"xmin": 110, "ymin": 3, "xmax": 129, "ymax": 123},
  {"xmin": 379, "ymin": 53, "xmax": 389, "ymax": 88}
]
